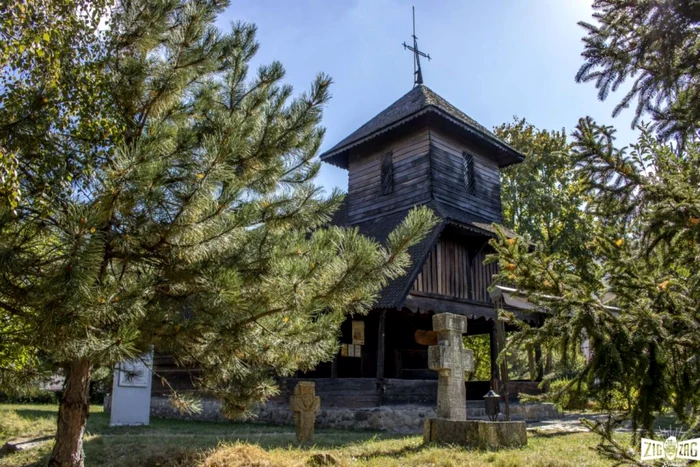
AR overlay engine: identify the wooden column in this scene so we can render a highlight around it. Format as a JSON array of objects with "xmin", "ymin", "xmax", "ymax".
[
  {"xmin": 489, "ymin": 320, "xmax": 500, "ymax": 387},
  {"xmin": 496, "ymin": 319, "xmax": 510, "ymax": 420},
  {"xmin": 535, "ymin": 345, "xmax": 544, "ymax": 382},
  {"xmin": 376, "ymin": 310, "xmax": 386, "ymax": 380},
  {"xmin": 528, "ymin": 347, "xmax": 536, "ymax": 381},
  {"xmin": 331, "ymin": 355, "xmax": 338, "ymax": 379}
]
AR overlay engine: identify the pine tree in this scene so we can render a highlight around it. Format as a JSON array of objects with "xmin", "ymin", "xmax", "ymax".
[
  {"xmin": 490, "ymin": 120, "xmax": 700, "ymax": 460},
  {"xmin": 577, "ymin": 0, "xmax": 700, "ymax": 142},
  {"xmin": 491, "ymin": 4, "xmax": 700, "ymax": 459},
  {"xmin": 0, "ymin": 2, "xmax": 437, "ymax": 466}
]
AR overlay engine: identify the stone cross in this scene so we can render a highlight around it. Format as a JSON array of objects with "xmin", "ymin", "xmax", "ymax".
[
  {"xmin": 290, "ymin": 381, "xmax": 320, "ymax": 443},
  {"xmin": 428, "ymin": 313, "xmax": 474, "ymax": 420}
]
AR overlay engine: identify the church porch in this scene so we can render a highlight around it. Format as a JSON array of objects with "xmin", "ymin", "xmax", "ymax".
[{"xmin": 291, "ymin": 307, "xmax": 544, "ymax": 409}]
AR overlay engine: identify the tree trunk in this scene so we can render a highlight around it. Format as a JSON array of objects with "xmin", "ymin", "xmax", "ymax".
[
  {"xmin": 545, "ymin": 349, "xmax": 553, "ymax": 375},
  {"xmin": 49, "ymin": 359, "xmax": 91, "ymax": 467}
]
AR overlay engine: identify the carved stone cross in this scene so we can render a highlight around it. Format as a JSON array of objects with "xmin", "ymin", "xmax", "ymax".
[
  {"xmin": 290, "ymin": 381, "xmax": 320, "ymax": 443},
  {"xmin": 428, "ymin": 313, "xmax": 474, "ymax": 420}
]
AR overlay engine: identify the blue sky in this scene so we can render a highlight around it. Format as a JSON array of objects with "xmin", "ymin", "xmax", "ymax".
[{"xmin": 217, "ymin": 0, "xmax": 638, "ymax": 192}]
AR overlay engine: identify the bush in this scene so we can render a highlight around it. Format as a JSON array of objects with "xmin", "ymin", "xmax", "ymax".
[
  {"xmin": 547, "ymin": 378, "xmax": 590, "ymax": 411},
  {"xmin": 0, "ymin": 389, "xmax": 58, "ymax": 404}
]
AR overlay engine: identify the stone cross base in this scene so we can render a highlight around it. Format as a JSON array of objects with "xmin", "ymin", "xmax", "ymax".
[{"xmin": 423, "ymin": 419, "xmax": 527, "ymax": 449}]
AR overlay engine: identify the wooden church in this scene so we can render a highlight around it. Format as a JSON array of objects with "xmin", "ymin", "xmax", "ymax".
[
  {"xmin": 150, "ymin": 20, "xmax": 547, "ymax": 412},
  {"xmin": 276, "ymin": 82, "xmax": 546, "ymax": 408}
]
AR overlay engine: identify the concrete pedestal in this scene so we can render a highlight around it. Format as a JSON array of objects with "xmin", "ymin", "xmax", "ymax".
[{"xmin": 423, "ymin": 419, "xmax": 527, "ymax": 449}]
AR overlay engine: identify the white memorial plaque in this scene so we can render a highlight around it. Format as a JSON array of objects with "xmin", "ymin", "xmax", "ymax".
[
  {"xmin": 110, "ymin": 350, "xmax": 153, "ymax": 426},
  {"xmin": 118, "ymin": 359, "xmax": 149, "ymax": 388}
]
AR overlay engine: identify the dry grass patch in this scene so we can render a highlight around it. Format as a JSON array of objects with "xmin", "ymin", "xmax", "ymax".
[
  {"xmin": 199, "ymin": 443, "xmax": 299, "ymax": 467},
  {"xmin": 171, "ymin": 431, "xmax": 619, "ymax": 467}
]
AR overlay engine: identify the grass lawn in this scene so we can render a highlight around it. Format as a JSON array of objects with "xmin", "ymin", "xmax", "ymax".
[{"xmin": 0, "ymin": 403, "xmax": 624, "ymax": 467}]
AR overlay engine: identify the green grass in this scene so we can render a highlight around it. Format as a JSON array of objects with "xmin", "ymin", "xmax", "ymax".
[{"xmin": 0, "ymin": 403, "xmax": 624, "ymax": 467}]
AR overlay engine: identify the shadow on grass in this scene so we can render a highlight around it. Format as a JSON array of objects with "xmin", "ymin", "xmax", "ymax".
[
  {"xmin": 12, "ymin": 417, "xmax": 414, "ymax": 467},
  {"xmin": 10, "ymin": 404, "xmax": 409, "ymax": 443},
  {"xmin": 350, "ymin": 441, "xmax": 427, "ymax": 461},
  {"xmin": 527, "ymin": 430, "xmax": 592, "ymax": 439},
  {"xmin": 78, "ymin": 422, "xmax": 414, "ymax": 467}
]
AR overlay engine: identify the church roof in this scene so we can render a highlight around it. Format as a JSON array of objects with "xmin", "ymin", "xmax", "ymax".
[
  {"xmin": 345, "ymin": 205, "xmax": 444, "ymax": 309},
  {"xmin": 320, "ymin": 85, "xmax": 524, "ymax": 168},
  {"xmin": 329, "ymin": 199, "xmax": 517, "ymax": 309},
  {"xmin": 428, "ymin": 201, "xmax": 518, "ymax": 239}
]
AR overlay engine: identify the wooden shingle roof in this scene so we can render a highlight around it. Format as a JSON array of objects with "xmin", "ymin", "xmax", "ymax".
[{"xmin": 320, "ymin": 85, "xmax": 524, "ymax": 169}]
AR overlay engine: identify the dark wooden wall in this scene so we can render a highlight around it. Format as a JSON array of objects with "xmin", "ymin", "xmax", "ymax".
[
  {"xmin": 345, "ymin": 127, "xmax": 504, "ymax": 226},
  {"xmin": 150, "ymin": 355, "xmax": 200, "ymax": 396},
  {"xmin": 383, "ymin": 309, "xmax": 435, "ymax": 380},
  {"xmin": 411, "ymin": 234, "xmax": 499, "ymax": 304},
  {"xmin": 429, "ymin": 129, "xmax": 503, "ymax": 223},
  {"xmin": 347, "ymin": 128, "xmax": 431, "ymax": 224},
  {"xmin": 300, "ymin": 311, "xmax": 382, "ymax": 379}
]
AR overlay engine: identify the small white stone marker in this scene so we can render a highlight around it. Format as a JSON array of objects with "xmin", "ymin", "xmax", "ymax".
[{"xmin": 109, "ymin": 350, "xmax": 153, "ymax": 426}]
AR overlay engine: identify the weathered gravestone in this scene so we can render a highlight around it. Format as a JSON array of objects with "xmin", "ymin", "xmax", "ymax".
[
  {"xmin": 423, "ymin": 313, "xmax": 527, "ymax": 448},
  {"xmin": 290, "ymin": 381, "xmax": 321, "ymax": 443}
]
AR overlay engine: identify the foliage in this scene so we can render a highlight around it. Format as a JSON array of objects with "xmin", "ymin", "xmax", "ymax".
[
  {"xmin": 495, "ymin": 118, "xmax": 597, "ymax": 386},
  {"xmin": 493, "ymin": 6, "xmax": 700, "ymax": 462},
  {"xmin": 0, "ymin": 0, "xmax": 438, "ymax": 464},
  {"xmin": 490, "ymin": 121, "xmax": 700, "ymax": 456},
  {"xmin": 463, "ymin": 334, "xmax": 491, "ymax": 381},
  {"xmin": 503, "ymin": 336, "xmax": 536, "ymax": 382},
  {"xmin": 0, "ymin": 0, "xmax": 113, "ymax": 212},
  {"xmin": 576, "ymin": 0, "xmax": 700, "ymax": 142},
  {"xmin": 546, "ymin": 378, "xmax": 590, "ymax": 412},
  {"xmin": 0, "ymin": 389, "xmax": 58, "ymax": 404},
  {"xmin": 464, "ymin": 332, "xmax": 536, "ymax": 383},
  {"xmin": 496, "ymin": 118, "xmax": 594, "ymax": 264}
]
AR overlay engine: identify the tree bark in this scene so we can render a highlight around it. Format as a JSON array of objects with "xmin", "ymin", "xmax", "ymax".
[
  {"xmin": 49, "ymin": 359, "xmax": 91, "ymax": 467},
  {"xmin": 545, "ymin": 349, "xmax": 553, "ymax": 375}
]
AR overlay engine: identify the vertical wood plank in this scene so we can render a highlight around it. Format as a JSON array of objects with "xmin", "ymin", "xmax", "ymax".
[
  {"xmin": 409, "ymin": 237, "xmax": 501, "ymax": 304},
  {"xmin": 437, "ymin": 242, "xmax": 442, "ymax": 295}
]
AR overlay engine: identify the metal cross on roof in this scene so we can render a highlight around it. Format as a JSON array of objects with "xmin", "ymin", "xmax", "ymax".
[{"xmin": 403, "ymin": 6, "xmax": 431, "ymax": 87}]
